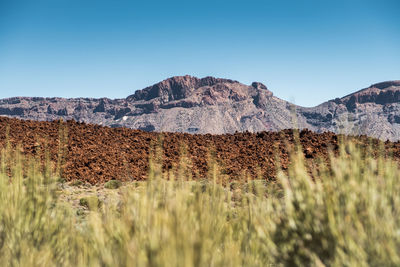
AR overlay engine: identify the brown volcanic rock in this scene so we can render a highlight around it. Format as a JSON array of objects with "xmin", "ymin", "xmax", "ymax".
[
  {"xmin": 0, "ymin": 117, "xmax": 322, "ymax": 183},
  {"xmin": 2, "ymin": 117, "xmax": 400, "ymax": 184}
]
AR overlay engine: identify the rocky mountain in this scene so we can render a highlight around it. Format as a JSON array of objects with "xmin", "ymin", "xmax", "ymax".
[{"xmin": 1, "ymin": 75, "xmax": 400, "ymax": 140}]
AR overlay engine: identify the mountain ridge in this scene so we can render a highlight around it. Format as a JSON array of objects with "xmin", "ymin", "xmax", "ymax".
[{"xmin": 1, "ymin": 75, "xmax": 400, "ymax": 140}]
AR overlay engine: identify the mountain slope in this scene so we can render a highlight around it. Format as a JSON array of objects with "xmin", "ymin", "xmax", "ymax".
[
  {"xmin": 1, "ymin": 75, "xmax": 400, "ymax": 140},
  {"xmin": 302, "ymin": 81, "xmax": 400, "ymax": 140}
]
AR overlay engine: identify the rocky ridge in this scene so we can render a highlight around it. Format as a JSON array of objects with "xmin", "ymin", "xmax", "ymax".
[{"xmin": 1, "ymin": 75, "xmax": 400, "ymax": 140}]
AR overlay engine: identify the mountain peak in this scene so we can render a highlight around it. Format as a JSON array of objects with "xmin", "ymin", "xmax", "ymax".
[
  {"xmin": 340, "ymin": 80, "xmax": 400, "ymax": 109},
  {"xmin": 127, "ymin": 75, "xmax": 239, "ymax": 102},
  {"xmin": 370, "ymin": 81, "xmax": 400, "ymax": 90}
]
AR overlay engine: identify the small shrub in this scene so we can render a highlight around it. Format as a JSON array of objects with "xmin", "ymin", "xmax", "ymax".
[
  {"xmin": 76, "ymin": 209, "xmax": 86, "ymax": 216},
  {"xmin": 104, "ymin": 179, "xmax": 122, "ymax": 189},
  {"xmin": 71, "ymin": 180, "xmax": 83, "ymax": 186},
  {"xmin": 79, "ymin": 196, "xmax": 102, "ymax": 211}
]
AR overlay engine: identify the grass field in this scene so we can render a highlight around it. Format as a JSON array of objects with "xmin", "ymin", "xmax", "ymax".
[{"xmin": 0, "ymin": 141, "xmax": 400, "ymax": 266}]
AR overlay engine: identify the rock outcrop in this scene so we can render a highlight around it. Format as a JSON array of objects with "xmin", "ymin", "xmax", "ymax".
[{"xmin": 1, "ymin": 75, "xmax": 400, "ymax": 140}]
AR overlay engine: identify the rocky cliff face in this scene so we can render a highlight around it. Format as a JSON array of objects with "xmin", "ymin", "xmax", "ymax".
[
  {"xmin": 299, "ymin": 81, "xmax": 400, "ymax": 140},
  {"xmin": 1, "ymin": 75, "xmax": 400, "ymax": 140},
  {"xmin": 127, "ymin": 76, "xmax": 241, "ymax": 102},
  {"xmin": 340, "ymin": 81, "xmax": 400, "ymax": 110}
]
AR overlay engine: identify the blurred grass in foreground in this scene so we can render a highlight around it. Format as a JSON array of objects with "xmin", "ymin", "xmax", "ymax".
[{"xmin": 0, "ymin": 141, "xmax": 400, "ymax": 266}]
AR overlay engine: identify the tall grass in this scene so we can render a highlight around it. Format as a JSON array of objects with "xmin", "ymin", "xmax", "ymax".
[{"xmin": 0, "ymin": 141, "xmax": 400, "ymax": 266}]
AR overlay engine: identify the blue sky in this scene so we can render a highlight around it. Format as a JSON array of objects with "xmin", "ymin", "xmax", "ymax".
[{"xmin": 0, "ymin": 0, "xmax": 399, "ymax": 107}]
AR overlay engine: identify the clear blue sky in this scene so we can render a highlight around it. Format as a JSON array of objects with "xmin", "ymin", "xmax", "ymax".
[{"xmin": 0, "ymin": 0, "xmax": 399, "ymax": 107}]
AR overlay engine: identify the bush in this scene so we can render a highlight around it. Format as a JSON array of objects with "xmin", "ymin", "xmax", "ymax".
[
  {"xmin": 0, "ymin": 142, "xmax": 399, "ymax": 266},
  {"xmin": 104, "ymin": 179, "xmax": 122, "ymax": 189}
]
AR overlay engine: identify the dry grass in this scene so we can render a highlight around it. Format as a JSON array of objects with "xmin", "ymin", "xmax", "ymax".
[{"xmin": 0, "ymin": 141, "xmax": 400, "ymax": 266}]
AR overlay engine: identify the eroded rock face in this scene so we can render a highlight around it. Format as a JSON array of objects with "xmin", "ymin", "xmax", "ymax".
[
  {"xmin": 251, "ymin": 82, "xmax": 269, "ymax": 91},
  {"xmin": 127, "ymin": 75, "xmax": 240, "ymax": 102},
  {"xmin": 1, "ymin": 76, "xmax": 400, "ymax": 140},
  {"xmin": 342, "ymin": 81, "xmax": 400, "ymax": 108}
]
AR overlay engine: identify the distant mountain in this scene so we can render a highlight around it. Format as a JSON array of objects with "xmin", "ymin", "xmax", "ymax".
[{"xmin": 1, "ymin": 75, "xmax": 400, "ymax": 140}]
